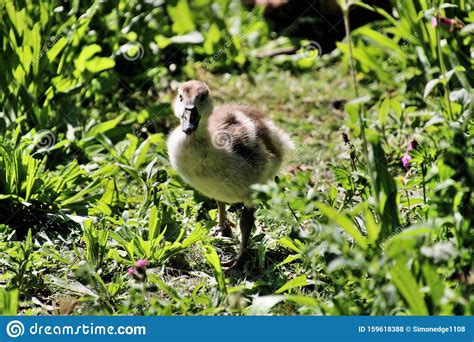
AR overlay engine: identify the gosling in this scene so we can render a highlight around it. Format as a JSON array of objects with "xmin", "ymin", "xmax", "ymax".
[{"xmin": 167, "ymin": 80, "xmax": 293, "ymax": 269}]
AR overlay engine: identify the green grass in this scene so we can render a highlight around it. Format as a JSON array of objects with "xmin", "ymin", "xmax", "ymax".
[
  {"xmin": 1, "ymin": 64, "xmax": 354, "ymax": 315},
  {"xmin": 0, "ymin": 63, "xmax": 350, "ymax": 313}
]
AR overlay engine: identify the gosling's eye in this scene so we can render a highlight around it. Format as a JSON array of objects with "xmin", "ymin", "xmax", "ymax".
[{"xmin": 200, "ymin": 93, "xmax": 207, "ymax": 102}]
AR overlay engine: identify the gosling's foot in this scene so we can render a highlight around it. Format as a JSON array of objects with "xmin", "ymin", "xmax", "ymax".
[
  {"xmin": 221, "ymin": 251, "xmax": 250, "ymax": 271},
  {"xmin": 221, "ymin": 257, "xmax": 236, "ymax": 268},
  {"xmin": 211, "ymin": 221, "xmax": 234, "ymax": 238}
]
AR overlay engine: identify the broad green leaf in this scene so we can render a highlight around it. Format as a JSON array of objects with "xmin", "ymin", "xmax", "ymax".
[
  {"xmin": 247, "ymin": 295, "xmax": 285, "ymax": 315},
  {"xmin": 203, "ymin": 23, "xmax": 222, "ymax": 55},
  {"xmin": 167, "ymin": 0, "xmax": 195, "ymax": 35},
  {"xmin": 424, "ymin": 78, "xmax": 441, "ymax": 99},
  {"xmin": 422, "ymin": 264, "xmax": 444, "ymax": 307},
  {"xmin": 60, "ymin": 178, "xmax": 104, "ymax": 206},
  {"xmin": 275, "ymin": 275, "xmax": 307, "ymax": 294},
  {"xmin": 369, "ymin": 138, "xmax": 400, "ymax": 241},
  {"xmin": 391, "ymin": 99, "xmax": 402, "ymax": 120},
  {"xmin": 155, "ymin": 35, "xmax": 172, "ymax": 49},
  {"xmin": 364, "ymin": 208, "xmax": 381, "ymax": 244},
  {"xmin": 74, "ymin": 44, "xmax": 102, "ymax": 71},
  {"xmin": 345, "ymin": 102, "xmax": 359, "ymax": 124},
  {"xmin": 6, "ymin": 3, "xmax": 26, "ymax": 36},
  {"xmin": 285, "ymin": 295, "xmax": 319, "ymax": 307},
  {"xmin": 51, "ymin": 76, "xmax": 79, "ymax": 94},
  {"xmin": 279, "ymin": 254, "xmax": 302, "ymax": 266},
  {"xmin": 378, "ymin": 97, "xmax": 390, "ymax": 127},
  {"xmin": 278, "ymin": 236, "xmax": 304, "ymax": 253},
  {"xmin": 85, "ymin": 57, "xmax": 115, "ymax": 73},
  {"xmin": 384, "ymin": 226, "xmax": 434, "ymax": 256},
  {"xmin": 178, "ymin": 223, "xmax": 206, "ymax": 250},
  {"xmin": 316, "ymin": 203, "xmax": 368, "ymax": 249},
  {"xmin": 133, "ymin": 134, "xmax": 165, "ymax": 168},
  {"xmin": 355, "ymin": 26, "xmax": 401, "ymax": 52},
  {"xmin": 29, "ymin": 22, "xmax": 42, "ymax": 76},
  {"xmin": 122, "ymin": 136, "xmax": 138, "ymax": 162},
  {"xmin": 85, "ymin": 114, "xmax": 124, "ymax": 138},
  {"xmin": 100, "ymin": 178, "xmax": 118, "ymax": 206},
  {"xmin": 390, "ymin": 261, "xmax": 428, "ymax": 315},
  {"xmin": 49, "ymin": 276, "xmax": 99, "ymax": 298},
  {"xmin": 47, "ymin": 37, "xmax": 68, "ymax": 62},
  {"xmin": 148, "ymin": 274, "xmax": 182, "ymax": 301},
  {"xmin": 148, "ymin": 206, "xmax": 160, "ymax": 240},
  {"xmin": 0, "ymin": 288, "xmax": 18, "ymax": 315},
  {"xmin": 203, "ymin": 245, "xmax": 227, "ymax": 295}
]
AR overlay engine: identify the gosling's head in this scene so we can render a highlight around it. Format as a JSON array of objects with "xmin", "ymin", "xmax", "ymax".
[{"xmin": 173, "ymin": 80, "xmax": 213, "ymax": 135}]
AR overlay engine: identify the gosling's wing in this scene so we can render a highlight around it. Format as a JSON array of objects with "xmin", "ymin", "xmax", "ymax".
[
  {"xmin": 211, "ymin": 105, "xmax": 293, "ymax": 161},
  {"xmin": 211, "ymin": 105, "xmax": 259, "ymax": 147}
]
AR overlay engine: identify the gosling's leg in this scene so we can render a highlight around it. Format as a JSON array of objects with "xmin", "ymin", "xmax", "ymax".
[
  {"xmin": 234, "ymin": 206, "xmax": 255, "ymax": 269},
  {"xmin": 217, "ymin": 201, "xmax": 233, "ymax": 238}
]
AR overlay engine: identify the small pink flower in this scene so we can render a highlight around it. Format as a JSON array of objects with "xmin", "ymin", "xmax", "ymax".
[
  {"xmin": 128, "ymin": 259, "xmax": 148, "ymax": 282},
  {"xmin": 135, "ymin": 259, "xmax": 148, "ymax": 269},
  {"xmin": 440, "ymin": 17, "xmax": 456, "ymax": 26},
  {"xmin": 432, "ymin": 15, "xmax": 463, "ymax": 33},
  {"xmin": 401, "ymin": 139, "xmax": 417, "ymax": 169},
  {"xmin": 401, "ymin": 153, "xmax": 412, "ymax": 168},
  {"xmin": 128, "ymin": 267, "xmax": 138, "ymax": 276},
  {"xmin": 407, "ymin": 140, "xmax": 417, "ymax": 151}
]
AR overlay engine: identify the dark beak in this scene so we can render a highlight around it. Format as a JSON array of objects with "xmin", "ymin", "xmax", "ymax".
[{"xmin": 181, "ymin": 106, "xmax": 200, "ymax": 134}]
